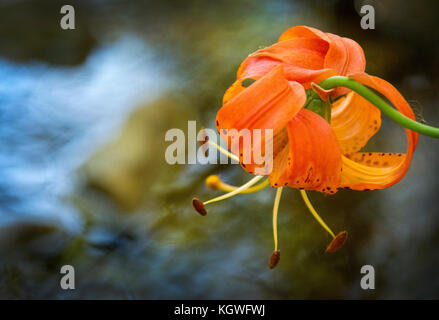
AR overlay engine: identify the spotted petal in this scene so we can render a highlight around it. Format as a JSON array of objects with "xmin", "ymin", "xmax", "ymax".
[
  {"xmin": 331, "ymin": 91, "xmax": 382, "ymax": 155},
  {"xmin": 268, "ymin": 108, "xmax": 343, "ymax": 194},
  {"xmin": 341, "ymin": 74, "xmax": 418, "ymax": 190}
]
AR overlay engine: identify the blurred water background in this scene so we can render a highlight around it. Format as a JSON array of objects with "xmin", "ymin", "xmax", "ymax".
[{"xmin": 0, "ymin": 0, "xmax": 438, "ymax": 299}]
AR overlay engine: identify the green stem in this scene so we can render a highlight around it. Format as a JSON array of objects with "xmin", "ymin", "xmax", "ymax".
[{"xmin": 318, "ymin": 76, "xmax": 439, "ymax": 138}]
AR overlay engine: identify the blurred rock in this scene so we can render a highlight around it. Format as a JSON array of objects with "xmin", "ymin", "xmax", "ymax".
[{"xmin": 79, "ymin": 95, "xmax": 194, "ymax": 212}]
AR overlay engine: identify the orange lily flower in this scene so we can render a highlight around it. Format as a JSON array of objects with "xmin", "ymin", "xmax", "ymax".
[{"xmin": 193, "ymin": 26, "xmax": 419, "ymax": 268}]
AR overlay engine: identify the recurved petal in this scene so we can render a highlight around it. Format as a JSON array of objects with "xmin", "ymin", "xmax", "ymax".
[
  {"xmin": 217, "ymin": 65, "xmax": 306, "ymax": 175},
  {"xmin": 236, "ymin": 37, "xmax": 336, "ymax": 88},
  {"xmin": 268, "ymin": 108, "xmax": 343, "ymax": 194},
  {"xmin": 278, "ymin": 26, "xmax": 366, "ymax": 96},
  {"xmin": 338, "ymin": 37, "xmax": 366, "ymax": 76},
  {"xmin": 331, "ymin": 91, "xmax": 382, "ymax": 155},
  {"xmin": 247, "ymin": 38, "xmax": 329, "ymax": 69},
  {"xmin": 278, "ymin": 26, "xmax": 366, "ymax": 77},
  {"xmin": 278, "ymin": 25, "xmax": 330, "ymax": 43},
  {"xmin": 238, "ymin": 57, "xmax": 336, "ymax": 89},
  {"xmin": 323, "ymin": 34, "xmax": 366, "ymax": 96},
  {"xmin": 222, "ymin": 75, "xmax": 261, "ymax": 105},
  {"xmin": 323, "ymin": 34, "xmax": 365, "ymax": 77},
  {"xmin": 340, "ymin": 73, "xmax": 419, "ymax": 190}
]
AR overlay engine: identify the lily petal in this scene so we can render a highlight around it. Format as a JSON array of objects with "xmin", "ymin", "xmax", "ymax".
[
  {"xmin": 279, "ymin": 25, "xmax": 330, "ymax": 43},
  {"xmin": 331, "ymin": 91, "xmax": 382, "ymax": 155},
  {"xmin": 237, "ymin": 37, "xmax": 336, "ymax": 88},
  {"xmin": 223, "ymin": 75, "xmax": 261, "ymax": 105},
  {"xmin": 341, "ymin": 73, "xmax": 419, "ymax": 190},
  {"xmin": 268, "ymin": 108, "xmax": 343, "ymax": 194},
  {"xmin": 246, "ymin": 38, "xmax": 328, "ymax": 69},
  {"xmin": 323, "ymin": 34, "xmax": 365, "ymax": 77},
  {"xmin": 217, "ymin": 65, "xmax": 306, "ymax": 174},
  {"xmin": 278, "ymin": 26, "xmax": 365, "ymax": 96},
  {"xmin": 279, "ymin": 26, "xmax": 365, "ymax": 75}
]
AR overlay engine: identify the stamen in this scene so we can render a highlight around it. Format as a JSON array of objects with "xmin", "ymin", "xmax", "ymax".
[
  {"xmin": 299, "ymin": 190, "xmax": 348, "ymax": 253},
  {"xmin": 299, "ymin": 190, "xmax": 335, "ymax": 238},
  {"xmin": 272, "ymin": 187, "xmax": 283, "ymax": 252},
  {"xmin": 269, "ymin": 250, "xmax": 281, "ymax": 269},
  {"xmin": 205, "ymin": 175, "xmax": 269, "ymax": 193},
  {"xmin": 207, "ymin": 140, "xmax": 239, "ymax": 162},
  {"xmin": 192, "ymin": 198, "xmax": 207, "ymax": 216},
  {"xmin": 269, "ymin": 187, "xmax": 283, "ymax": 269},
  {"xmin": 203, "ymin": 175, "xmax": 264, "ymax": 205},
  {"xmin": 325, "ymin": 231, "xmax": 348, "ymax": 253}
]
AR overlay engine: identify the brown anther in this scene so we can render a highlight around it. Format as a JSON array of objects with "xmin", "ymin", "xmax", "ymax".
[
  {"xmin": 269, "ymin": 250, "xmax": 281, "ymax": 269},
  {"xmin": 311, "ymin": 82, "xmax": 334, "ymax": 102},
  {"xmin": 205, "ymin": 175, "xmax": 221, "ymax": 190},
  {"xmin": 325, "ymin": 231, "xmax": 348, "ymax": 253},
  {"xmin": 192, "ymin": 198, "xmax": 207, "ymax": 216}
]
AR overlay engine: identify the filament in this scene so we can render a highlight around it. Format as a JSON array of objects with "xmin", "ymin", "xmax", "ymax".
[
  {"xmin": 207, "ymin": 140, "xmax": 239, "ymax": 162},
  {"xmin": 300, "ymin": 190, "xmax": 335, "ymax": 239},
  {"xmin": 206, "ymin": 175, "xmax": 269, "ymax": 194},
  {"xmin": 203, "ymin": 175, "xmax": 264, "ymax": 205},
  {"xmin": 272, "ymin": 187, "xmax": 283, "ymax": 252}
]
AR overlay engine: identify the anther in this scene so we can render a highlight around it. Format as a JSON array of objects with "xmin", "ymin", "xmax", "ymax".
[
  {"xmin": 325, "ymin": 231, "xmax": 348, "ymax": 253},
  {"xmin": 192, "ymin": 198, "xmax": 207, "ymax": 216},
  {"xmin": 269, "ymin": 250, "xmax": 281, "ymax": 269}
]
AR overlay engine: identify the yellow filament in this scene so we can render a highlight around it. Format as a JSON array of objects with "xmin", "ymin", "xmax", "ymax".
[
  {"xmin": 300, "ymin": 190, "xmax": 335, "ymax": 239},
  {"xmin": 207, "ymin": 175, "xmax": 269, "ymax": 194},
  {"xmin": 203, "ymin": 175, "xmax": 264, "ymax": 205},
  {"xmin": 272, "ymin": 187, "xmax": 283, "ymax": 251},
  {"xmin": 207, "ymin": 140, "xmax": 239, "ymax": 162}
]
